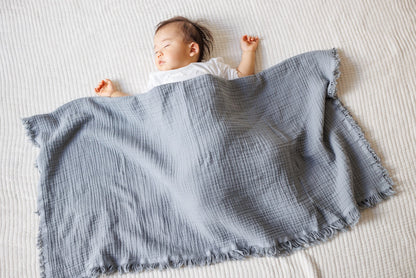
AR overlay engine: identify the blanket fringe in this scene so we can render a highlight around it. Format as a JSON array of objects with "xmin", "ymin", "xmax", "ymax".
[
  {"xmin": 329, "ymin": 82, "xmax": 396, "ymax": 194},
  {"xmin": 21, "ymin": 117, "xmax": 40, "ymax": 169},
  {"xmin": 36, "ymin": 185, "xmax": 48, "ymax": 278},
  {"xmin": 88, "ymin": 197, "xmax": 390, "ymax": 278},
  {"xmin": 327, "ymin": 47, "xmax": 341, "ymax": 99},
  {"xmin": 357, "ymin": 187, "xmax": 395, "ymax": 208},
  {"xmin": 22, "ymin": 117, "xmax": 47, "ymax": 277},
  {"xmin": 21, "ymin": 117, "xmax": 40, "ymax": 148},
  {"xmin": 328, "ymin": 47, "xmax": 395, "ymax": 200}
]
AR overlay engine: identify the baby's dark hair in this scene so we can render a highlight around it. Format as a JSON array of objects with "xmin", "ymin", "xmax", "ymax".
[{"xmin": 155, "ymin": 16, "xmax": 213, "ymax": 62}]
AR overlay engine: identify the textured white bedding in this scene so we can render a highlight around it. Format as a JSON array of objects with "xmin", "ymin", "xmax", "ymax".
[{"xmin": 1, "ymin": 0, "xmax": 415, "ymax": 277}]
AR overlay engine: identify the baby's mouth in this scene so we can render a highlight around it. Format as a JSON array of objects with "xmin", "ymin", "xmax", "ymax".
[{"xmin": 158, "ymin": 61, "xmax": 165, "ymax": 65}]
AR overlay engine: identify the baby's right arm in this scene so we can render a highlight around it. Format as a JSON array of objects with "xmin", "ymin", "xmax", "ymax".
[{"xmin": 95, "ymin": 79, "xmax": 130, "ymax": 97}]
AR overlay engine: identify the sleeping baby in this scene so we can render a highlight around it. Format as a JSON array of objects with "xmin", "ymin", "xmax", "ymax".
[{"xmin": 94, "ymin": 16, "xmax": 260, "ymax": 97}]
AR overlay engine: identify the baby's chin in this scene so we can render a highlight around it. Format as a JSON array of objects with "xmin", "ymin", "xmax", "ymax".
[
  {"xmin": 157, "ymin": 61, "xmax": 193, "ymax": 71},
  {"xmin": 157, "ymin": 64, "xmax": 180, "ymax": 71}
]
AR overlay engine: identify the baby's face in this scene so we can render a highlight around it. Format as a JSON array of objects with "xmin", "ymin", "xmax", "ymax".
[{"xmin": 153, "ymin": 23, "xmax": 198, "ymax": 71}]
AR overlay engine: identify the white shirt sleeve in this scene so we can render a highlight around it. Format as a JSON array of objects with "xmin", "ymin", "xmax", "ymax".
[
  {"xmin": 211, "ymin": 57, "xmax": 239, "ymax": 80},
  {"xmin": 146, "ymin": 73, "xmax": 159, "ymax": 92}
]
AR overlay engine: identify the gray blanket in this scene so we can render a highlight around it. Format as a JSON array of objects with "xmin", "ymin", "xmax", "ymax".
[{"xmin": 22, "ymin": 48, "xmax": 395, "ymax": 278}]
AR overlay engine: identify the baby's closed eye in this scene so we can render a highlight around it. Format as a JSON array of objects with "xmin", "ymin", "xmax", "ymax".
[{"xmin": 154, "ymin": 44, "xmax": 170, "ymax": 55}]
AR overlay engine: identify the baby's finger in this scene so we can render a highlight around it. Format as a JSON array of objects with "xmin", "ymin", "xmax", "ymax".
[{"xmin": 248, "ymin": 36, "xmax": 257, "ymax": 42}]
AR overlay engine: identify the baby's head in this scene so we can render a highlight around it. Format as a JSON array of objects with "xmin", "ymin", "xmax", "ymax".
[{"xmin": 153, "ymin": 16, "xmax": 213, "ymax": 71}]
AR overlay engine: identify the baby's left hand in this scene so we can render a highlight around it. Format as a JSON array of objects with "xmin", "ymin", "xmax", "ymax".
[{"xmin": 240, "ymin": 35, "xmax": 259, "ymax": 52}]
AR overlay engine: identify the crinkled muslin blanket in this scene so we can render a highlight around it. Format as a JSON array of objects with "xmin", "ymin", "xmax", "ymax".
[{"xmin": 22, "ymin": 48, "xmax": 395, "ymax": 278}]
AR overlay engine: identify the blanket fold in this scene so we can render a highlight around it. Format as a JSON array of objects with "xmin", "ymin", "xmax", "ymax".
[{"xmin": 22, "ymin": 48, "xmax": 395, "ymax": 278}]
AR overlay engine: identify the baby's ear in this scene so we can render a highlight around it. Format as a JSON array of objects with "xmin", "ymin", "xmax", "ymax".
[{"xmin": 189, "ymin": 42, "xmax": 200, "ymax": 57}]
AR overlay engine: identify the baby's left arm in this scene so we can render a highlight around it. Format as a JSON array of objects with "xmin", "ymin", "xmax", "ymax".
[{"xmin": 236, "ymin": 35, "xmax": 260, "ymax": 77}]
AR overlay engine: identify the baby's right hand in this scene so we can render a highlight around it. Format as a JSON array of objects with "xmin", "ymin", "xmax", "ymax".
[{"xmin": 95, "ymin": 79, "xmax": 116, "ymax": 97}]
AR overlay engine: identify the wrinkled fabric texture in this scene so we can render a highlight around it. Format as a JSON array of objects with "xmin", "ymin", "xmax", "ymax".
[{"xmin": 21, "ymin": 48, "xmax": 394, "ymax": 278}]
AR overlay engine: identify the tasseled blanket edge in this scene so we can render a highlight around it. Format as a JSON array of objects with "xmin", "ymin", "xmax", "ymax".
[
  {"xmin": 88, "ymin": 187, "xmax": 394, "ymax": 278},
  {"xmin": 21, "ymin": 117, "xmax": 48, "ymax": 277},
  {"xmin": 21, "ymin": 117, "xmax": 40, "ymax": 170},
  {"xmin": 327, "ymin": 47, "xmax": 341, "ymax": 99},
  {"xmin": 21, "ymin": 117, "xmax": 40, "ymax": 149},
  {"xmin": 327, "ymin": 48, "xmax": 396, "ymax": 194}
]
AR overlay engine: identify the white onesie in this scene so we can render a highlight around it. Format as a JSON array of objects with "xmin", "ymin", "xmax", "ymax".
[{"xmin": 146, "ymin": 57, "xmax": 239, "ymax": 91}]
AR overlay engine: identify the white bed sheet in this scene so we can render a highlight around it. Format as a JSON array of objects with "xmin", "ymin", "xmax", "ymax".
[{"xmin": 1, "ymin": 0, "xmax": 415, "ymax": 277}]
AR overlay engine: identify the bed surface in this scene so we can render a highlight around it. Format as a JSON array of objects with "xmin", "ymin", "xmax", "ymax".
[{"xmin": 1, "ymin": 0, "xmax": 415, "ymax": 277}]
